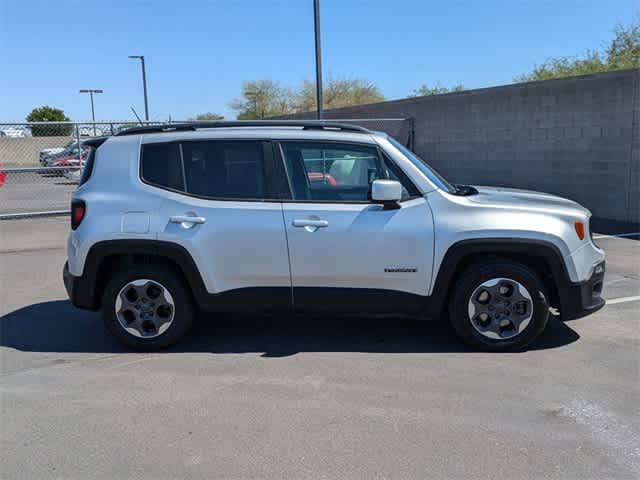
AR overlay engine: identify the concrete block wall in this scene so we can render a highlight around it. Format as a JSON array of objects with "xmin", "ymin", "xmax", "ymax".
[{"xmin": 279, "ymin": 69, "xmax": 639, "ymax": 224}]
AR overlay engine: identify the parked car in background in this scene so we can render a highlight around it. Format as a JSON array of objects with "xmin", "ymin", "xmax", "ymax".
[
  {"xmin": 40, "ymin": 141, "xmax": 89, "ymax": 166},
  {"xmin": 48, "ymin": 153, "xmax": 86, "ymax": 177},
  {"xmin": 0, "ymin": 127, "xmax": 27, "ymax": 138},
  {"xmin": 79, "ymin": 126, "xmax": 108, "ymax": 137},
  {"xmin": 52, "ymin": 156, "xmax": 85, "ymax": 167},
  {"xmin": 39, "ymin": 144, "xmax": 69, "ymax": 164}
]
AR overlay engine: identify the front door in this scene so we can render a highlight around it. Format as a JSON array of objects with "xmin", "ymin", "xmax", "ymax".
[{"xmin": 278, "ymin": 141, "xmax": 434, "ymax": 313}]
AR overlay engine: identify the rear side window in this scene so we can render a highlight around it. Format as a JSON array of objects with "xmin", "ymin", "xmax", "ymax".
[
  {"xmin": 141, "ymin": 143, "xmax": 184, "ymax": 191},
  {"xmin": 181, "ymin": 141, "xmax": 265, "ymax": 200},
  {"xmin": 140, "ymin": 140, "xmax": 266, "ymax": 200}
]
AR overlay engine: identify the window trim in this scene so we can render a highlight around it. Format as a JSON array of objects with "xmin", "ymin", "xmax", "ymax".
[
  {"xmin": 139, "ymin": 139, "xmax": 278, "ymax": 203},
  {"xmin": 274, "ymin": 139, "xmax": 421, "ymax": 204}
]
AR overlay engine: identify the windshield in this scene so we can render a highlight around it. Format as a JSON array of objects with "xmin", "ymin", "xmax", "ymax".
[{"xmin": 387, "ymin": 137, "xmax": 455, "ymax": 193}]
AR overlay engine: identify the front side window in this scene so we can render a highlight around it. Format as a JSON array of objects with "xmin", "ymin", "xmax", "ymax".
[
  {"xmin": 280, "ymin": 141, "xmax": 419, "ymax": 202},
  {"xmin": 280, "ymin": 142, "xmax": 382, "ymax": 202}
]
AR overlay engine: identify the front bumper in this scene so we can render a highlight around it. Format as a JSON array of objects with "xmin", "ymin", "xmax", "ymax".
[
  {"xmin": 63, "ymin": 261, "xmax": 98, "ymax": 310},
  {"xmin": 560, "ymin": 261, "xmax": 606, "ymax": 320}
]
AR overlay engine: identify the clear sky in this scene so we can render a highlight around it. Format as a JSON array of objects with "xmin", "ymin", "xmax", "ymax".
[{"xmin": 0, "ymin": 0, "xmax": 636, "ymax": 121}]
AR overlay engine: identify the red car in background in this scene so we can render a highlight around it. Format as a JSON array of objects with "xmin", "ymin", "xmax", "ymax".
[
  {"xmin": 307, "ymin": 172, "xmax": 337, "ymax": 186},
  {"xmin": 51, "ymin": 148, "xmax": 89, "ymax": 167},
  {"xmin": 52, "ymin": 157, "xmax": 84, "ymax": 168}
]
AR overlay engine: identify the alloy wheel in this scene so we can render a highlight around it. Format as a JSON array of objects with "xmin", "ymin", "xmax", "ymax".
[
  {"xmin": 115, "ymin": 279, "xmax": 175, "ymax": 338},
  {"xmin": 467, "ymin": 277, "xmax": 534, "ymax": 340}
]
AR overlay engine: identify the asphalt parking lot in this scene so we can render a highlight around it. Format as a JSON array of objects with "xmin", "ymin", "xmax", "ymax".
[{"xmin": 1, "ymin": 217, "xmax": 638, "ymax": 479}]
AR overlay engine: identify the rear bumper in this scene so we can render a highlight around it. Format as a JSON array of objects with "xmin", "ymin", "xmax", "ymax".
[
  {"xmin": 560, "ymin": 261, "xmax": 606, "ymax": 320},
  {"xmin": 63, "ymin": 261, "xmax": 98, "ymax": 310}
]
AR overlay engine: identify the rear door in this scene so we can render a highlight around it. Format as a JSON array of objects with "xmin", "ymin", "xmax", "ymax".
[
  {"xmin": 142, "ymin": 139, "xmax": 292, "ymax": 310},
  {"xmin": 278, "ymin": 141, "xmax": 435, "ymax": 313}
]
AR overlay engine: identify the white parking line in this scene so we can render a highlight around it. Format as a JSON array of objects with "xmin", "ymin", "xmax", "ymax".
[
  {"xmin": 607, "ymin": 296, "xmax": 640, "ymax": 305},
  {"xmin": 593, "ymin": 232, "xmax": 640, "ymax": 239}
]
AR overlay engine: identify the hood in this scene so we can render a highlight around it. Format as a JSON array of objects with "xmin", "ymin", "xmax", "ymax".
[{"xmin": 467, "ymin": 186, "xmax": 588, "ymax": 216}]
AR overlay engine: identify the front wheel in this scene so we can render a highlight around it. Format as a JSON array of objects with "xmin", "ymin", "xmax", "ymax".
[
  {"xmin": 102, "ymin": 265, "xmax": 195, "ymax": 351},
  {"xmin": 448, "ymin": 260, "xmax": 550, "ymax": 351}
]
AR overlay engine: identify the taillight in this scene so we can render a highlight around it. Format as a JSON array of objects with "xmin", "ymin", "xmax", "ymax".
[{"xmin": 71, "ymin": 200, "xmax": 86, "ymax": 230}]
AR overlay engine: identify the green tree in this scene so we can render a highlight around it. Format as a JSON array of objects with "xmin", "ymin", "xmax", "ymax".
[
  {"xmin": 607, "ymin": 21, "xmax": 640, "ymax": 69},
  {"xmin": 410, "ymin": 84, "xmax": 466, "ymax": 97},
  {"xmin": 26, "ymin": 106, "xmax": 72, "ymax": 136},
  {"xmin": 229, "ymin": 80, "xmax": 292, "ymax": 119},
  {"xmin": 516, "ymin": 19, "xmax": 639, "ymax": 82},
  {"xmin": 190, "ymin": 112, "xmax": 224, "ymax": 121},
  {"xmin": 294, "ymin": 76, "xmax": 385, "ymax": 112}
]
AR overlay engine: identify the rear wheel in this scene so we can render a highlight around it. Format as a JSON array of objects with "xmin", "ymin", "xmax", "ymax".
[
  {"xmin": 448, "ymin": 260, "xmax": 549, "ymax": 351},
  {"xmin": 102, "ymin": 265, "xmax": 194, "ymax": 351}
]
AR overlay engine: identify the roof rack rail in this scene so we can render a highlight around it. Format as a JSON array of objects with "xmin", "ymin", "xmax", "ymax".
[{"xmin": 115, "ymin": 120, "xmax": 371, "ymax": 136}]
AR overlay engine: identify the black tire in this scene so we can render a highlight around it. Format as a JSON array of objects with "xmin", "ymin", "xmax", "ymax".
[
  {"xmin": 448, "ymin": 260, "xmax": 549, "ymax": 352},
  {"xmin": 102, "ymin": 264, "xmax": 195, "ymax": 351}
]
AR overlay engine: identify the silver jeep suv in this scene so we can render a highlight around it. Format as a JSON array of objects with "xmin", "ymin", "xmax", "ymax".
[{"xmin": 63, "ymin": 121, "xmax": 605, "ymax": 351}]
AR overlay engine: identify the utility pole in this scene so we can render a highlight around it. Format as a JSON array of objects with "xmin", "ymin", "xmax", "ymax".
[
  {"xmin": 313, "ymin": 0, "xmax": 323, "ymax": 119},
  {"xmin": 79, "ymin": 89, "xmax": 103, "ymax": 135},
  {"xmin": 128, "ymin": 55, "xmax": 150, "ymax": 121}
]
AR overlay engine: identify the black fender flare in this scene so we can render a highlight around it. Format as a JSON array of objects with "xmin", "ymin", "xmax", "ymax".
[
  {"xmin": 78, "ymin": 240, "xmax": 208, "ymax": 310},
  {"xmin": 425, "ymin": 238, "xmax": 573, "ymax": 318}
]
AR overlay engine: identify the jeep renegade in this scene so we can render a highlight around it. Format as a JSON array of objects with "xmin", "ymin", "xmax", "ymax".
[{"xmin": 63, "ymin": 121, "xmax": 605, "ymax": 351}]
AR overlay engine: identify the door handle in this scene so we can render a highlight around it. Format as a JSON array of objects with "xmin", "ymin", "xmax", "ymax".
[
  {"xmin": 292, "ymin": 219, "xmax": 328, "ymax": 228},
  {"xmin": 170, "ymin": 215, "xmax": 206, "ymax": 228}
]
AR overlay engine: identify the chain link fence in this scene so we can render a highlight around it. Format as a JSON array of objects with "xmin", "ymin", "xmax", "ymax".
[
  {"xmin": 0, "ymin": 166, "xmax": 81, "ymax": 218},
  {"xmin": 0, "ymin": 121, "xmax": 163, "ymax": 219},
  {"xmin": 0, "ymin": 118, "xmax": 413, "ymax": 218}
]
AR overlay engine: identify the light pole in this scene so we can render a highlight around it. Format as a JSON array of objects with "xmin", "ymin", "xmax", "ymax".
[
  {"xmin": 79, "ymin": 89, "xmax": 103, "ymax": 135},
  {"xmin": 128, "ymin": 55, "xmax": 149, "ymax": 121},
  {"xmin": 313, "ymin": 0, "xmax": 323, "ymax": 119}
]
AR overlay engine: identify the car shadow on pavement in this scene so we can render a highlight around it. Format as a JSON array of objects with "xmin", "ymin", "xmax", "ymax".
[{"xmin": 0, "ymin": 300, "xmax": 580, "ymax": 356}]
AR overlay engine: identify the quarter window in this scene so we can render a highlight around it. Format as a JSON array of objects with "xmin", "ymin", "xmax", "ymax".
[{"xmin": 141, "ymin": 143, "xmax": 184, "ymax": 191}]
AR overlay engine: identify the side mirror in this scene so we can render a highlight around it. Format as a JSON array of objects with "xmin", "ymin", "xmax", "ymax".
[{"xmin": 371, "ymin": 179, "xmax": 402, "ymax": 209}]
